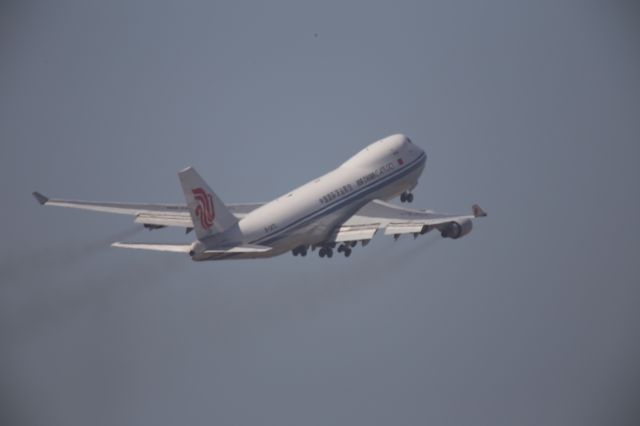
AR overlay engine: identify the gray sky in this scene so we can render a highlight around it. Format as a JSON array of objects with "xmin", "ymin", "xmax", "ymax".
[{"xmin": 1, "ymin": 1, "xmax": 639, "ymax": 425}]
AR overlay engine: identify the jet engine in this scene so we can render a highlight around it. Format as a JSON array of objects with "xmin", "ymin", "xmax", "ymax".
[{"xmin": 439, "ymin": 219, "xmax": 473, "ymax": 239}]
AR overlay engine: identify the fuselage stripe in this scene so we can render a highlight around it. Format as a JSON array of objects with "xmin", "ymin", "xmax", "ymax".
[
  {"xmin": 213, "ymin": 152, "xmax": 425, "ymax": 260},
  {"xmin": 252, "ymin": 152, "xmax": 426, "ymax": 246}
]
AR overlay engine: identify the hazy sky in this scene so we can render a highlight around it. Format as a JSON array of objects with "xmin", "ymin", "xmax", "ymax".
[{"xmin": 1, "ymin": 1, "xmax": 639, "ymax": 425}]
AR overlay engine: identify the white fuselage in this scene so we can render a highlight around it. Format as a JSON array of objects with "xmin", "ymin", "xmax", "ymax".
[{"xmin": 195, "ymin": 134, "xmax": 426, "ymax": 260}]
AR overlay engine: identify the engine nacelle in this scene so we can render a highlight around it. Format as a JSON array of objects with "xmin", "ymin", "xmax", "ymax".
[{"xmin": 440, "ymin": 219, "xmax": 473, "ymax": 239}]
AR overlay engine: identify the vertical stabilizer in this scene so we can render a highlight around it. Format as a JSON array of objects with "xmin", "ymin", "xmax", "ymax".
[{"xmin": 178, "ymin": 167, "xmax": 238, "ymax": 239}]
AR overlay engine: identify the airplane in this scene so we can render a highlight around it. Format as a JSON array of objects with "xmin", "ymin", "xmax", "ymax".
[{"xmin": 33, "ymin": 134, "xmax": 486, "ymax": 261}]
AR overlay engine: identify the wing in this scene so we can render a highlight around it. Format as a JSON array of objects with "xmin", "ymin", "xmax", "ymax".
[
  {"xmin": 331, "ymin": 199, "xmax": 487, "ymax": 242},
  {"xmin": 33, "ymin": 192, "xmax": 263, "ymax": 229}
]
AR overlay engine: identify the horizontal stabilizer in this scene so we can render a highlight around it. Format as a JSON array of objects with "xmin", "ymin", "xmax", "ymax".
[
  {"xmin": 204, "ymin": 244, "xmax": 271, "ymax": 254},
  {"xmin": 111, "ymin": 242, "xmax": 191, "ymax": 253}
]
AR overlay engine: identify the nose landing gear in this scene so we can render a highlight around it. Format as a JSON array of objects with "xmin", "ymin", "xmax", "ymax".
[
  {"xmin": 291, "ymin": 246, "xmax": 308, "ymax": 257},
  {"xmin": 400, "ymin": 191, "xmax": 414, "ymax": 203}
]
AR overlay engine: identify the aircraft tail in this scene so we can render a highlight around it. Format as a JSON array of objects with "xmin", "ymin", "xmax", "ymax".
[{"xmin": 178, "ymin": 167, "xmax": 238, "ymax": 239}]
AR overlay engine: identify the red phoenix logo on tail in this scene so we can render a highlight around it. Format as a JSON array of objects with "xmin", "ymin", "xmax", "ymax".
[{"xmin": 192, "ymin": 188, "xmax": 215, "ymax": 230}]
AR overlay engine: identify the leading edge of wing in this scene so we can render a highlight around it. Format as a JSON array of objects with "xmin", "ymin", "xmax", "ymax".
[
  {"xmin": 32, "ymin": 192, "xmax": 188, "ymax": 215},
  {"xmin": 32, "ymin": 191, "xmax": 265, "ymax": 220}
]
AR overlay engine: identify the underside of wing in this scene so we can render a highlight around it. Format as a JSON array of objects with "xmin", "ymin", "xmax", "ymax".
[{"xmin": 333, "ymin": 199, "xmax": 487, "ymax": 241}]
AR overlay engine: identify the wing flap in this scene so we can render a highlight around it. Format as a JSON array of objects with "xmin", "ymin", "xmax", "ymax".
[
  {"xmin": 332, "ymin": 224, "xmax": 379, "ymax": 242},
  {"xmin": 384, "ymin": 223, "xmax": 425, "ymax": 235},
  {"xmin": 134, "ymin": 213, "xmax": 193, "ymax": 228}
]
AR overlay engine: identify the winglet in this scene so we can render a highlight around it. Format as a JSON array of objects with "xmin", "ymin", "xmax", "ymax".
[
  {"xmin": 472, "ymin": 204, "xmax": 487, "ymax": 217},
  {"xmin": 32, "ymin": 191, "xmax": 49, "ymax": 205}
]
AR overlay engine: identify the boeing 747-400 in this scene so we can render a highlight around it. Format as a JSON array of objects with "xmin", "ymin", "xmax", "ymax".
[{"xmin": 33, "ymin": 134, "xmax": 486, "ymax": 260}]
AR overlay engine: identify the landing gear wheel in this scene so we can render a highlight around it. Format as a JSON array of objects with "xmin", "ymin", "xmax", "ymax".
[
  {"xmin": 319, "ymin": 248, "xmax": 326, "ymax": 258},
  {"xmin": 326, "ymin": 248, "xmax": 333, "ymax": 258},
  {"xmin": 337, "ymin": 245, "xmax": 344, "ymax": 253},
  {"xmin": 407, "ymin": 193, "xmax": 414, "ymax": 203},
  {"xmin": 400, "ymin": 193, "xmax": 406, "ymax": 202},
  {"xmin": 344, "ymin": 248, "xmax": 352, "ymax": 258},
  {"xmin": 301, "ymin": 248, "xmax": 307, "ymax": 257}
]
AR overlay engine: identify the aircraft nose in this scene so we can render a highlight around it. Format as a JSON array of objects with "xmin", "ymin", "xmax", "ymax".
[
  {"xmin": 382, "ymin": 133, "xmax": 409, "ymax": 147},
  {"xmin": 418, "ymin": 145, "xmax": 426, "ymax": 159},
  {"xmin": 404, "ymin": 137, "xmax": 426, "ymax": 161}
]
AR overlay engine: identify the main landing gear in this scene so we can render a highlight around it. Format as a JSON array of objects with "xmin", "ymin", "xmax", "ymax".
[
  {"xmin": 318, "ymin": 247, "xmax": 333, "ymax": 258},
  {"xmin": 315, "ymin": 241, "xmax": 357, "ymax": 259},
  {"xmin": 400, "ymin": 191, "xmax": 414, "ymax": 203},
  {"xmin": 291, "ymin": 246, "xmax": 308, "ymax": 257},
  {"xmin": 292, "ymin": 241, "xmax": 363, "ymax": 259},
  {"xmin": 337, "ymin": 244, "xmax": 352, "ymax": 257}
]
